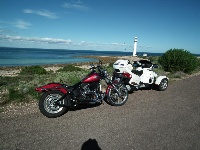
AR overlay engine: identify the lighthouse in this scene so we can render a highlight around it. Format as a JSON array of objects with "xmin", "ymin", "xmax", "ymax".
[{"xmin": 133, "ymin": 37, "xmax": 137, "ymax": 56}]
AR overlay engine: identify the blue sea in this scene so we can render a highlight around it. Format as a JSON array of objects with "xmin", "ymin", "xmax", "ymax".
[{"xmin": 0, "ymin": 47, "xmax": 199, "ymax": 67}]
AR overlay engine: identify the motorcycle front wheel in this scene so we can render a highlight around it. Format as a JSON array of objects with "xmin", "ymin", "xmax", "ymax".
[
  {"xmin": 107, "ymin": 84, "xmax": 128, "ymax": 106},
  {"xmin": 39, "ymin": 91, "xmax": 69, "ymax": 118},
  {"xmin": 157, "ymin": 78, "xmax": 168, "ymax": 91}
]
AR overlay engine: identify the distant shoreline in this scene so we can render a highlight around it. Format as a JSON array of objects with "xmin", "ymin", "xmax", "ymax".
[
  {"xmin": 1, "ymin": 54, "xmax": 199, "ymax": 70},
  {"xmin": 1, "ymin": 47, "xmax": 200, "ymax": 67},
  {"xmin": 0, "ymin": 55, "xmax": 139, "ymax": 68},
  {"xmin": 0, "ymin": 55, "xmax": 140, "ymax": 76}
]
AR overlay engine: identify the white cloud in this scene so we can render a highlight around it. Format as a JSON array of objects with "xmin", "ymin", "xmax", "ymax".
[
  {"xmin": 138, "ymin": 45, "xmax": 152, "ymax": 50},
  {"xmin": 23, "ymin": 9, "xmax": 58, "ymax": 19},
  {"xmin": 111, "ymin": 42, "xmax": 126, "ymax": 46},
  {"xmin": 0, "ymin": 34, "xmax": 128, "ymax": 51},
  {"xmin": 0, "ymin": 35, "xmax": 72, "ymax": 44},
  {"xmin": 62, "ymin": 1, "xmax": 90, "ymax": 11},
  {"xmin": 0, "ymin": 19, "xmax": 31, "ymax": 30},
  {"xmin": 23, "ymin": 9, "xmax": 33, "ymax": 14},
  {"xmin": 14, "ymin": 20, "xmax": 31, "ymax": 29},
  {"xmin": 0, "ymin": 28, "xmax": 17, "ymax": 34}
]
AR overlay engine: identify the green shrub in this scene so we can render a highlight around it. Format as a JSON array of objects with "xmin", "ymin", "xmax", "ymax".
[
  {"xmin": 8, "ymin": 88, "xmax": 25, "ymax": 103},
  {"xmin": 57, "ymin": 64, "xmax": 82, "ymax": 72},
  {"xmin": 197, "ymin": 58, "xmax": 200, "ymax": 66},
  {"xmin": 20, "ymin": 66, "xmax": 47, "ymax": 75},
  {"xmin": 26, "ymin": 86, "xmax": 40, "ymax": 99},
  {"xmin": 158, "ymin": 49, "xmax": 198, "ymax": 74},
  {"xmin": 107, "ymin": 63, "xmax": 113, "ymax": 68},
  {"xmin": 149, "ymin": 56, "xmax": 159, "ymax": 64},
  {"xmin": 53, "ymin": 71, "xmax": 89, "ymax": 85}
]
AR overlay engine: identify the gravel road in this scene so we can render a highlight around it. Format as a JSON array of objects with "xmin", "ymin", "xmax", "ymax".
[{"xmin": 1, "ymin": 75, "xmax": 200, "ymax": 150}]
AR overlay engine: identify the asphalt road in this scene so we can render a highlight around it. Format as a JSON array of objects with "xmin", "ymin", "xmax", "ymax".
[{"xmin": 1, "ymin": 75, "xmax": 200, "ymax": 150}]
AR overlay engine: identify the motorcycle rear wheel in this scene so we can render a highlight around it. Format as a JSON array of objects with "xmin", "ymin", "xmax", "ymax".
[
  {"xmin": 107, "ymin": 84, "xmax": 128, "ymax": 106},
  {"xmin": 39, "ymin": 91, "xmax": 69, "ymax": 118}
]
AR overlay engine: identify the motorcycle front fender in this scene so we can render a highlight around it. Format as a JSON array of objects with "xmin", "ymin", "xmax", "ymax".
[
  {"xmin": 105, "ymin": 85, "xmax": 113, "ymax": 96},
  {"xmin": 35, "ymin": 83, "xmax": 68, "ymax": 94},
  {"xmin": 105, "ymin": 80, "xmax": 119, "ymax": 96},
  {"xmin": 155, "ymin": 76, "xmax": 168, "ymax": 85}
]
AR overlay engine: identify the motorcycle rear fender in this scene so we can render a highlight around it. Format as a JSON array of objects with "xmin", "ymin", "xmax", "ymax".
[
  {"xmin": 35, "ymin": 83, "xmax": 68, "ymax": 94},
  {"xmin": 155, "ymin": 76, "xmax": 168, "ymax": 85}
]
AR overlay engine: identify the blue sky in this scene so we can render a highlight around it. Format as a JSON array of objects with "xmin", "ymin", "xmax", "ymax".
[{"xmin": 0, "ymin": 0, "xmax": 199, "ymax": 54}]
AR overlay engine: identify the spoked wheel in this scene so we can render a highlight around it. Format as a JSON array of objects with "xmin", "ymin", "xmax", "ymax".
[
  {"xmin": 39, "ymin": 91, "xmax": 69, "ymax": 118},
  {"xmin": 157, "ymin": 78, "xmax": 168, "ymax": 91},
  {"xmin": 107, "ymin": 84, "xmax": 128, "ymax": 106}
]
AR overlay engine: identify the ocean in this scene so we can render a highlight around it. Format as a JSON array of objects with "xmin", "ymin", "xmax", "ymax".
[{"xmin": 0, "ymin": 47, "xmax": 199, "ymax": 67}]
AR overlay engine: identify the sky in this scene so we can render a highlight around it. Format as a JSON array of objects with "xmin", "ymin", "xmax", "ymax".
[{"xmin": 0, "ymin": 0, "xmax": 200, "ymax": 54}]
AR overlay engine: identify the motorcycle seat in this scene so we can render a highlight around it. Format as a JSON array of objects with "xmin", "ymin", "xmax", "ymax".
[{"xmin": 132, "ymin": 70, "xmax": 143, "ymax": 76}]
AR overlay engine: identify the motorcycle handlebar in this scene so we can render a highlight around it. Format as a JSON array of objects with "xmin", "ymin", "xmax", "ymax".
[
  {"xmin": 89, "ymin": 65, "xmax": 102, "ymax": 70},
  {"xmin": 89, "ymin": 60, "xmax": 103, "ymax": 69},
  {"xmin": 89, "ymin": 64, "xmax": 109, "ymax": 78}
]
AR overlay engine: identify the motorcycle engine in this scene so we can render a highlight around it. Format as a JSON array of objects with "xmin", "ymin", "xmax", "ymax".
[{"xmin": 72, "ymin": 83, "xmax": 99, "ymax": 101}]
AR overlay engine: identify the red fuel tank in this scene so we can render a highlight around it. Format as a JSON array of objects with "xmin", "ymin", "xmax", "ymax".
[{"xmin": 82, "ymin": 73, "xmax": 101, "ymax": 83}]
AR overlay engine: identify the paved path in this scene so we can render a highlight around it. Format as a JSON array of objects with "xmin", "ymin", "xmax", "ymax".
[{"xmin": 1, "ymin": 75, "xmax": 200, "ymax": 150}]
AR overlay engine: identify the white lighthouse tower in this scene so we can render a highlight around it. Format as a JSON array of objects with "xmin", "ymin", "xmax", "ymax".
[{"xmin": 133, "ymin": 37, "xmax": 137, "ymax": 56}]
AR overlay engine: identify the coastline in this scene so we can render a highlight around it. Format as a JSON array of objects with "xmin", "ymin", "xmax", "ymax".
[
  {"xmin": 1, "ymin": 55, "xmax": 199, "ymax": 77},
  {"xmin": 0, "ymin": 55, "xmax": 140, "ymax": 76}
]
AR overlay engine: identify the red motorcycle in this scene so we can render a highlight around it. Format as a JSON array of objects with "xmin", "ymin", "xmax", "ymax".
[{"xmin": 35, "ymin": 61, "xmax": 128, "ymax": 118}]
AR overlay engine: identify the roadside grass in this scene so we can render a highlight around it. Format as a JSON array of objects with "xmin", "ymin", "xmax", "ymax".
[
  {"xmin": 0, "ymin": 65, "xmax": 91, "ymax": 108},
  {"xmin": 0, "ymin": 56, "xmax": 199, "ymax": 111}
]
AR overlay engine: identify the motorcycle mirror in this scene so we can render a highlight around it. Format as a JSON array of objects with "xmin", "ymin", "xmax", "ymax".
[
  {"xmin": 153, "ymin": 64, "xmax": 158, "ymax": 68},
  {"xmin": 90, "ymin": 64, "xmax": 95, "ymax": 68},
  {"xmin": 133, "ymin": 63, "xmax": 139, "ymax": 67},
  {"xmin": 99, "ymin": 60, "xmax": 102, "ymax": 66}
]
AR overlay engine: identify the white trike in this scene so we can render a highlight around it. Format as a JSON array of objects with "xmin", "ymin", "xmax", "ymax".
[{"xmin": 112, "ymin": 59, "xmax": 168, "ymax": 92}]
